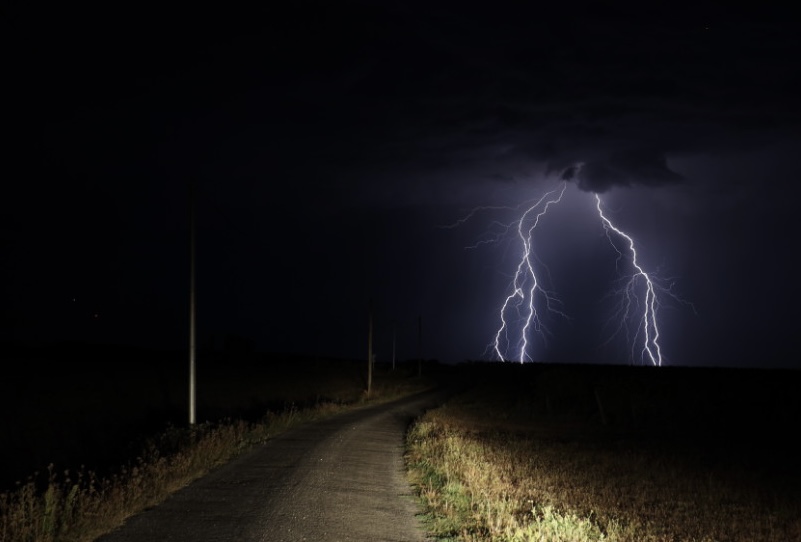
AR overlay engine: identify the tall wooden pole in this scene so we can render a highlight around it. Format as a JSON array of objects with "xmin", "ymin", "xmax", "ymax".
[
  {"xmin": 417, "ymin": 315, "xmax": 422, "ymax": 378},
  {"xmin": 188, "ymin": 181, "xmax": 196, "ymax": 425},
  {"xmin": 367, "ymin": 299, "xmax": 373, "ymax": 399}
]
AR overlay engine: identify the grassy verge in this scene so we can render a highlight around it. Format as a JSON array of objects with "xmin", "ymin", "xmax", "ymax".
[
  {"xmin": 405, "ymin": 373, "xmax": 801, "ymax": 542},
  {"xmin": 1, "ymin": 366, "xmax": 437, "ymax": 542}
]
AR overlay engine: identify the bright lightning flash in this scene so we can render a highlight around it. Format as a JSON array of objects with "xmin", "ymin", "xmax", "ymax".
[
  {"xmin": 594, "ymin": 194, "xmax": 675, "ymax": 366},
  {"xmin": 447, "ymin": 176, "xmax": 690, "ymax": 366},
  {"xmin": 491, "ymin": 182, "xmax": 568, "ymax": 362}
]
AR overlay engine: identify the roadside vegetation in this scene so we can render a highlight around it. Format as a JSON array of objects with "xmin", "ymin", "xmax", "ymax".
[
  {"xmin": 0, "ymin": 345, "xmax": 438, "ymax": 542},
  {"xmin": 405, "ymin": 363, "xmax": 801, "ymax": 542}
]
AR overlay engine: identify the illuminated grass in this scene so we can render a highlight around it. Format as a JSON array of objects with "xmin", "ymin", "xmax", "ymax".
[{"xmin": 405, "ymin": 377, "xmax": 801, "ymax": 542}]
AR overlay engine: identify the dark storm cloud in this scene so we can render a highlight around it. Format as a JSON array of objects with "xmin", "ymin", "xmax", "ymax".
[
  {"xmin": 331, "ymin": 3, "xmax": 801, "ymax": 200},
  {"xmin": 553, "ymin": 149, "xmax": 684, "ymax": 193},
  {"xmin": 17, "ymin": 1, "xmax": 782, "ymax": 207}
]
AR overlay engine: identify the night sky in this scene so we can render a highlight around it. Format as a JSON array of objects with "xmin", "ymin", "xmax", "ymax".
[{"xmin": 3, "ymin": 2, "xmax": 800, "ymax": 368}]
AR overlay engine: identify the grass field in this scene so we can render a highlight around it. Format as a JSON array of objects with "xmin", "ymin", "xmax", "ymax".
[
  {"xmin": 5, "ymin": 343, "xmax": 799, "ymax": 542},
  {"xmin": 405, "ymin": 362, "xmax": 801, "ymax": 542}
]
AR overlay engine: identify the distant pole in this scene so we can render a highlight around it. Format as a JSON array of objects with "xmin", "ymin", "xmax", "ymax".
[
  {"xmin": 188, "ymin": 181, "xmax": 196, "ymax": 426},
  {"xmin": 417, "ymin": 315, "xmax": 422, "ymax": 378},
  {"xmin": 392, "ymin": 323, "xmax": 396, "ymax": 371},
  {"xmin": 367, "ymin": 299, "xmax": 373, "ymax": 399}
]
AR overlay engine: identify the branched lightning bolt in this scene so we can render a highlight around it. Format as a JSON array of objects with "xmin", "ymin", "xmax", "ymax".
[
  {"xmin": 490, "ymin": 182, "xmax": 568, "ymax": 362},
  {"xmin": 446, "ymin": 173, "xmax": 691, "ymax": 366},
  {"xmin": 594, "ymin": 194, "xmax": 671, "ymax": 366}
]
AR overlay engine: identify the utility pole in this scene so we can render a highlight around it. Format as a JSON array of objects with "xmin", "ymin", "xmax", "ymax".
[
  {"xmin": 188, "ymin": 181, "xmax": 196, "ymax": 426},
  {"xmin": 367, "ymin": 299, "xmax": 373, "ymax": 399},
  {"xmin": 417, "ymin": 315, "xmax": 422, "ymax": 378},
  {"xmin": 392, "ymin": 323, "xmax": 396, "ymax": 371}
]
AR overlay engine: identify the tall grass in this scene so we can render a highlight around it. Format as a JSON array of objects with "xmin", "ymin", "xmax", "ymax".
[{"xmin": 405, "ymin": 387, "xmax": 801, "ymax": 542}]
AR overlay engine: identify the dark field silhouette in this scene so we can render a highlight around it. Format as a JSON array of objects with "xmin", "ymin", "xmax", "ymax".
[{"xmin": 1, "ymin": 341, "xmax": 430, "ymax": 491}]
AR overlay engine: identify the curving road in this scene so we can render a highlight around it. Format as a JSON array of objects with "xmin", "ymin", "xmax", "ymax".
[{"xmin": 96, "ymin": 389, "xmax": 450, "ymax": 542}]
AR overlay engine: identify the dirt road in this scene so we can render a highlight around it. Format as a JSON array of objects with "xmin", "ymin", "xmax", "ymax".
[{"xmin": 95, "ymin": 389, "xmax": 449, "ymax": 542}]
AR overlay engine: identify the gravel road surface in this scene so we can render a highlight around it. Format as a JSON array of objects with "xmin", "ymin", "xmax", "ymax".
[{"xmin": 95, "ymin": 389, "xmax": 449, "ymax": 542}]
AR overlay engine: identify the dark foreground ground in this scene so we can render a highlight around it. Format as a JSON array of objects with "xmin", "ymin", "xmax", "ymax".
[
  {"xmin": 452, "ymin": 360, "xmax": 801, "ymax": 487},
  {"xmin": 0, "ymin": 341, "xmax": 443, "ymax": 491},
  {"xmin": 3, "ymin": 340, "xmax": 799, "ymax": 494}
]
